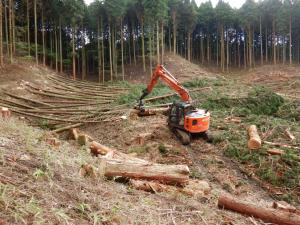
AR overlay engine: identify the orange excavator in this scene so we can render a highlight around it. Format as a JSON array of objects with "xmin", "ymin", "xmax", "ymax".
[{"xmin": 137, "ymin": 65, "xmax": 210, "ymax": 145}]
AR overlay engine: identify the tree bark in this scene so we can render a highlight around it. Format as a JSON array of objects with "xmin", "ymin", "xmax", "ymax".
[
  {"xmin": 161, "ymin": 22, "xmax": 164, "ymax": 64},
  {"xmin": 247, "ymin": 125, "xmax": 261, "ymax": 150},
  {"xmin": 34, "ymin": 0, "xmax": 38, "ymax": 64},
  {"xmin": 120, "ymin": 18, "xmax": 124, "ymax": 81},
  {"xmin": 100, "ymin": 158, "xmax": 190, "ymax": 186},
  {"xmin": 81, "ymin": 21, "xmax": 86, "ymax": 80},
  {"xmin": 272, "ymin": 19, "xmax": 276, "ymax": 65},
  {"xmin": 218, "ymin": 194, "xmax": 300, "ymax": 225},
  {"xmin": 187, "ymin": 31, "xmax": 191, "ymax": 62},
  {"xmin": 97, "ymin": 18, "xmax": 101, "ymax": 83},
  {"xmin": 172, "ymin": 11, "xmax": 176, "ymax": 55},
  {"xmin": 141, "ymin": 18, "xmax": 146, "ymax": 72},
  {"xmin": 260, "ymin": 16, "xmax": 263, "ymax": 65},
  {"xmin": 42, "ymin": 9, "xmax": 46, "ymax": 66},
  {"xmin": 26, "ymin": 0, "xmax": 30, "ymax": 56},
  {"xmin": 0, "ymin": 0, "xmax": 3, "ymax": 66},
  {"xmin": 156, "ymin": 21, "xmax": 160, "ymax": 64},
  {"xmin": 55, "ymin": 24, "xmax": 58, "ymax": 72},
  {"xmin": 265, "ymin": 27, "xmax": 268, "ymax": 63},
  {"xmin": 72, "ymin": 25, "xmax": 76, "ymax": 80},
  {"xmin": 59, "ymin": 16, "xmax": 63, "ymax": 73},
  {"xmin": 12, "ymin": 0, "xmax": 15, "ymax": 54},
  {"xmin": 108, "ymin": 22, "xmax": 113, "ymax": 81},
  {"xmin": 289, "ymin": 16, "xmax": 292, "ymax": 65}
]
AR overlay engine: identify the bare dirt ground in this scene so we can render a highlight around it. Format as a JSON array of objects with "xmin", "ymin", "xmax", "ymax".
[{"xmin": 0, "ymin": 57, "xmax": 299, "ymax": 224}]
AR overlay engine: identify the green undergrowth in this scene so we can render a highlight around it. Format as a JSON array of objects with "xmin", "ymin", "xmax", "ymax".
[{"xmin": 120, "ymin": 78, "xmax": 300, "ymax": 203}]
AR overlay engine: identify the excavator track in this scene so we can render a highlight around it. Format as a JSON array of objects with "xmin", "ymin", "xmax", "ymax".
[{"xmin": 174, "ymin": 128, "xmax": 191, "ymax": 145}]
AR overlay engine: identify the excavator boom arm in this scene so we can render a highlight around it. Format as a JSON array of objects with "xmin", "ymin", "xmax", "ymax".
[{"xmin": 140, "ymin": 65, "xmax": 192, "ymax": 102}]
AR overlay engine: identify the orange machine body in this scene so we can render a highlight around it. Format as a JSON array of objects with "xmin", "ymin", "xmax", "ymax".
[{"xmin": 184, "ymin": 110, "xmax": 210, "ymax": 133}]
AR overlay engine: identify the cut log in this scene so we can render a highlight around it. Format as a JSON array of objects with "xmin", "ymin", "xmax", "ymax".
[
  {"xmin": 100, "ymin": 158, "xmax": 190, "ymax": 186},
  {"xmin": 90, "ymin": 141, "xmax": 114, "ymax": 155},
  {"xmin": 1, "ymin": 107, "xmax": 11, "ymax": 119},
  {"xmin": 218, "ymin": 194, "xmax": 300, "ymax": 225},
  {"xmin": 284, "ymin": 129, "xmax": 296, "ymax": 141},
  {"xmin": 247, "ymin": 125, "xmax": 261, "ymax": 150},
  {"xmin": 267, "ymin": 149, "xmax": 284, "ymax": 156},
  {"xmin": 273, "ymin": 201, "xmax": 297, "ymax": 213}
]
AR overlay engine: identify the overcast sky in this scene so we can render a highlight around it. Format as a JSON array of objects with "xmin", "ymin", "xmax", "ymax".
[{"xmin": 83, "ymin": 0, "xmax": 246, "ymax": 9}]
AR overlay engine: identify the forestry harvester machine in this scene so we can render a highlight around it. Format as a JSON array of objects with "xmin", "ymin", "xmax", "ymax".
[{"xmin": 137, "ymin": 65, "xmax": 211, "ymax": 145}]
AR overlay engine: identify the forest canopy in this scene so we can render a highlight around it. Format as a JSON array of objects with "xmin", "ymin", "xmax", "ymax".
[{"xmin": 1, "ymin": 0, "xmax": 300, "ymax": 81}]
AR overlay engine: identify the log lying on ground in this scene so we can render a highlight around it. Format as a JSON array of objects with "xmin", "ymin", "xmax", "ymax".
[
  {"xmin": 267, "ymin": 148, "xmax": 284, "ymax": 156},
  {"xmin": 218, "ymin": 194, "xmax": 300, "ymax": 225},
  {"xmin": 247, "ymin": 125, "xmax": 261, "ymax": 150},
  {"xmin": 130, "ymin": 179, "xmax": 210, "ymax": 195},
  {"xmin": 100, "ymin": 158, "xmax": 190, "ymax": 186},
  {"xmin": 1, "ymin": 107, "xmax": 11, "ymax": 119}
]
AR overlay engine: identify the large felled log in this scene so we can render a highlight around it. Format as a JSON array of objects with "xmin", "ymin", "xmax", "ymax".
[
  {"xmin": 247, "ymin": 125, "xmax": 261, "ymax": 150},
  {"xmin": 100, "ymin": 158, "xmax": 190, "ymax": 186},
  {"xmin": 218, "ymin": 194, "xmax": 300, "ymax": 225}
]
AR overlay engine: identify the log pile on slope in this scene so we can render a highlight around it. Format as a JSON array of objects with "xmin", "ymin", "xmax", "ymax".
[{"xmin": 0, "ymin": 75, "xmax": 130, "ymax": 131}]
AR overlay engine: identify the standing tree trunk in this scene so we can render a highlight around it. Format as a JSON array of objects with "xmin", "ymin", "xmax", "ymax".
[
  {"xmin": 8, "ymin": 0, "xmax": 12, "ymax": 63},
  {"xmin": 12, "ymin": 0, "xmax": 15, "ymax": 54},
  {"xmin": 4, "ymin": 0, "xmax": 8, "ymax": 55},
  {"xmin": 265, "ymin": 27, "xmax": 268, "ymax": 63},
  {"xmin": 82, "ymin": 24, "xmax": 86, "ymax": 80},
  {"xmin": 54, "ymin": 24, "xmax": 58, "ymax": 72},
  {"xmin": 101, "ymin": 17, "xmax": 105, "ymax": 83},
  {"xmin": 161, "ymin": 22, "xmax": 164, "ymax": 64},
  {"xmin": 42, "ymin": 9, "xmax": 46, "ymax": 66},
  {"xmin": 149, "ymin": 26, "xmax": 153, "ymax": 75},
  {"xmin": 201, "ymin": 33, "xmax": 204, "ymax": 64},
  {"xmin": 187, "ymin": 31, "xmax": 191, "ymax": 62},
  {"xmin": 0, "ymin": 1, "xmax": 3, "ymax": 66},
  {"xmin": 27, "ymin": 0, "xmax": 30, "ymax": 56},
  {"xmin": 260, "ymin": 16, "xmax": 263, "ymax": 65},
  {"xmin": 108, "ymin": 22, "xmax": 113, "ymax": 81},
  {"xmin": 34, "ymin": 0, "xmax": 38, "ymax": 64},
  {"xmin": 120, "ymin": 18, "xmax": 124, "ymax": 81},
  {"xmin": 72, "ymin": 25, "xmax": 76, "ymax": 80},
  {"xmin": 172, "ymin": 11, "xmax": 176, "ymax": 55},
  {"xmin": 97, "ymin": 18, "xmax": 101, "ymax": 83},
  {"xmin": 141, "ymin": 18, "xmax": 146, "ymax": 72},
  {"xmin": 156, "ymin": 21, "xmax": 160, "ymax": 64},
  {"xmin": 220, "ymin": 26, "xmax": 225, "ymax": 72},
  {"xmin": 207, "ymin": 33, "xmax": 210, "ymax": 64},
  {"xmin": 272, "ymin": 20, "xmax": 276, "ymax": 65},
  {"xmin": 59, "ymin": 17, "xmax": 63, "ymax": 73},
  {"xmin": 289, "ymin": 16, "xmax": 292, "ymax": 65},
  {"xmin": 132, "ymin": 20, "xmax": 136, "ymax": 66},
  {"xmin": 216, "ymin": 32, "xmax": 219, "ymax": 67},
  {"xmin": 226, "ymin": 28, "xmax": 229, "ymax": 72},
  {"xmin": 54, "ymin": 24, "xmax": 58, "ymax": 73}
]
